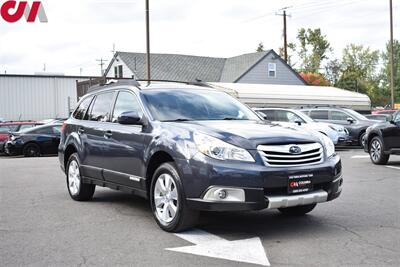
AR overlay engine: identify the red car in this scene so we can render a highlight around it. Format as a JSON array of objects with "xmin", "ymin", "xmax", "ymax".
[
  {"xmin": 0, "ymin": 121, "xmax": 43, "ymax": 153},
  {"xmin": 371, "ymin": 109, "xmax": 398, "ymax": 115}
]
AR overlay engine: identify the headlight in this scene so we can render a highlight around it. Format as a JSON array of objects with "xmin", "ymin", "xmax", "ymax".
[
  {"xmin": 193, "ymin": 133, "xmax": 255, "ymax": 162},
  {"xmin": 320, "ymin": 134, "xmax": 335, "ymax": 158}
]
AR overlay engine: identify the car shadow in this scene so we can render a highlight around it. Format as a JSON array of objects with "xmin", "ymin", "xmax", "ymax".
[{"xmin": 88, "ymin": 189, "xmax": 338, "ymax": 239}]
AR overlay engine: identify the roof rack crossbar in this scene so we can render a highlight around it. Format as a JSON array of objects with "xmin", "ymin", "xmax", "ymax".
[{"xmin": 87, "ymin": 79, "xmax": 141, "ymax": 93}]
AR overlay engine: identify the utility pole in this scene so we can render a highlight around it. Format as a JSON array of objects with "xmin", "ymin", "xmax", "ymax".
[
  {"xmin": 276, "ymin": 7, "xmax": 292, "ymax": 63},
  {"xmin": 96, "ymin": 58, "xmax": 107, "ymax": 76},
  {"xmin": 389, "ymin": 0, "xmax": 395, "ymax": 108},
  {"xmin": 145, "ymin": 0, "xmax": 151, "ymax": 84}
]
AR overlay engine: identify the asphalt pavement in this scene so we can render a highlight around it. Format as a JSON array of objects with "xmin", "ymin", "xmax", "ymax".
[{"xmin": 0, "ymin": 149, "xmax": 399, "ymax": 266}]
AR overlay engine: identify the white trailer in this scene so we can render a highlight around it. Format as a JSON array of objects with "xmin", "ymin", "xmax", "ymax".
[{"xmin": 208, "ymin": 82, "xmax": 371, "ymax": 111}]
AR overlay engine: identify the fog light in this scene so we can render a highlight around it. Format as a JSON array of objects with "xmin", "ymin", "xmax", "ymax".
[
  {"xmin": 217, "ymin": 189, "xmax": 227, "ymax": 199},
  {"xmin": 202, "ymin": 187, "xmax": 245, "ymax": 202}
]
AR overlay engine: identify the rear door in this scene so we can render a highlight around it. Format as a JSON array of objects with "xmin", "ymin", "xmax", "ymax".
[
  {"xmin": 308, "ymin": 109, "xmax": 329, "ymax": 123},
  {"xmin": 101, "ymin": 90, "xmax": 146, "ymax": 188},
  {"xmin": 82, "ymin": 91, "xmax": 116, "ymax": 180}
]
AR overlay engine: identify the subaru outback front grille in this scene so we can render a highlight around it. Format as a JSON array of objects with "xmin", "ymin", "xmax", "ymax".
[{"xmin": 257, "ymin": 143, "xmax": 324, "ymax": 167}]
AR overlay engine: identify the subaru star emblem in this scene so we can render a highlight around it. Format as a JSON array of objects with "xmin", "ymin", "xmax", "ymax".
[{"xmin": 289, "ymin": 146, "xmax": 302, "ymax": 154}]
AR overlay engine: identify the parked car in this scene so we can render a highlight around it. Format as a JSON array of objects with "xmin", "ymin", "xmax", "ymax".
[
  {"xmin": 5, "ymin": 124, "xmax": 62, "ymax": 157},
  {"xmin": 0, "ymin": 118, "xmax": 6, "ymax": 123},
  {"xmin": 59, "ymin": 81, "xmax": 343, "ymax": 232},
  {"xmin": 364, "ymin": 110, "xmax": 400, "ymax": 164},
  {"xmin": 299, "ymin": 107, "xmax": 379, "ymax": 146},
  {"xmin": 371, "ymin": 109, "xmax": 397, "ymax": 115},
  {"xmin": 0, "ymin": 121, "xmax": 43, "ymax": 153},
  {"xmin": 254, "ymin": 108, "xmax": 350, "ymax": 146},
  {"xmin": 365, "ymin": 114, "xmax": 391, "ymax": 122}
]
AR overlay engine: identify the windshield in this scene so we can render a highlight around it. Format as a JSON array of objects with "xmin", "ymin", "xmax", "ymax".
[
  {"xmin": 292, "ymin": 110, "xmax": 314, "ymax": 123},
  {"xmin": 142, "ymin": 89, "xmax": 260, "ymax": 122},
  {"xmin": 344, "ymin": 109, "xmax": 369, "ymax": 120}
]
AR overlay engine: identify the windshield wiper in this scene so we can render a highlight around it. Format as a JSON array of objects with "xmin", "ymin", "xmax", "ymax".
[
  {"xmin": 162, "ymin": 118, "xmax": 191, "ymax": 122},
  {"xmin": 222, "ymin": 117, "xmax": 244, "ymax": 120}
]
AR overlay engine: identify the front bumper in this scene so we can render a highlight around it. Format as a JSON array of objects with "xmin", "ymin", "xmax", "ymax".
[
  {"xmin": 4, "ymin": 142, "xmax": 22, "ymax": 156},
  {"xmin": 182, "ymin": 154, "xmax": 343, "ymax": 211}
]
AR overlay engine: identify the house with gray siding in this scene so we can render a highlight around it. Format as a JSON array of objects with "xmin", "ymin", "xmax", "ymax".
[{"xmin": 105, "ymin": 50, "xmax": 306, "ymax": 85}]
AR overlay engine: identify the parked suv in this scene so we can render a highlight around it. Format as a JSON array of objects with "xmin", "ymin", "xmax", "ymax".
[
  {"xmin": 299, "ymin": 107, "xmax": 378, "ymax": 146},
  {"xmin": 254, "ymin": 108, "xmax": 350, "ymax": 146},
  {"xmin": 59, "ymin": 81, "xmax": 343, "ymax": 232},
  {"xmin": 364, "ymin": 110, "xmax": 400, "ymax": 164}
]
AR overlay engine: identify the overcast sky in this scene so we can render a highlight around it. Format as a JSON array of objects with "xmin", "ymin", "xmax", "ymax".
[{"xmin": 0, "ymin": 0, "xmax": 398, "ymax": 76}]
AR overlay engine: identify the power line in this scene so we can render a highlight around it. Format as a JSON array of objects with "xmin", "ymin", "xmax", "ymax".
[{"xmin": 96, "ymin": 58, "xmax": 107, "ymax": 76}]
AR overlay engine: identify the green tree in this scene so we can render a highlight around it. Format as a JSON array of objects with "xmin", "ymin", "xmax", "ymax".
[
  {"xmin": 380, "ymin": 40, "xmax": 400, "ymax": 105},
  {"xmin": 256, "ymin": 42, "xmax": 265, "ymax": 52},
  {"xmin": 324, "ymin": 59, "xmax": 341, "ymax": 86},
  {"xmin": 296, "ymin": 28, "xmax": 332, "ymax": 73},
  {"xmin": 336, "ymin": 44, "xmax": 381, "ymax": 105},
  {"xmin": 278, "ymin": 42, "xmax": 296, "ymax": 67}
]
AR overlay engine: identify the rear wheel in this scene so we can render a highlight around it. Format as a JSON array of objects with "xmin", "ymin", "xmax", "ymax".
[
  {"xmin": 369, "ymin": 137, "xmax": 389, "ymax": 165},
  {"xmin": 23, "ymin": 143, "xmax": 41, "ymax": 157},
  {"xmin": 359, "ymin": 132, "xmax": 366, "ymax": 147},
  {"xmin": 150, "ymin": 162, "xmax": 199, "ymax": 232},
  {"xmin": 66, "ymin": 153, "xmax": 95, "ymax": 201},
  {"xmin": 278, "ymin": 203, "xmax": 317, "ymax": 215}
]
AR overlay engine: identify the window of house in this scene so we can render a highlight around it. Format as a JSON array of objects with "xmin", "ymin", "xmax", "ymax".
[
  {"xmin": 114, "ymin": 66, "xmax": 118, "ymax": 78},
  {"xmin": 118, "ymin": 65, "xmax": 123, "ymax": 78},
  {"xmin": 268, "ymin": 63, "xmax": 276, "ymax": 77}
]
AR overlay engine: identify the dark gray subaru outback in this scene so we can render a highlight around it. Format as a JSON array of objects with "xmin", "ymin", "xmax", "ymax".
[{"xmin": 58, "ymin": 81, "xmax": 343, "ymax": 232}]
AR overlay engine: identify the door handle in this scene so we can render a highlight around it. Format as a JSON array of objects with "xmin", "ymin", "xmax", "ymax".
[
  {"xmin": 104, "ymin": 130, "xmax": 113, "ymax": 138},
  {"xmin": 78, "ymin": 127, "xmax": 85, "ymax": 134}
]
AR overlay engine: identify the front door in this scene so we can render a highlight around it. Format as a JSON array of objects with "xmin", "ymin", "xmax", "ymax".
[{"xmin": 101, "ymin": 90, "xmax": 146, "ymax": 189}]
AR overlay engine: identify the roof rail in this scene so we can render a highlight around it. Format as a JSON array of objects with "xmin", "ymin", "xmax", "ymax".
[
  {"xmin": 87, "ymin": 79, "xmax": 141, "ymax": 93},
  {"xmin": 136, "ymin": 79, "xmax": 213, "ymax": 88}
]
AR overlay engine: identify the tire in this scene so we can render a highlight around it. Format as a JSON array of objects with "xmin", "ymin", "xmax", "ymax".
[
  {"xmin": 369, "ymin": 136, "xmax": 389, "ymax": 165},
  {"xmin": 278, "ymin": 203, "xmax": 317, "ymax": 216},
  {"xmin": 358, "ymin": 132, "xmax": 366, "ymax": 147},
  {"xmin": 150, "ymin": 162, "xmax": 199, "ymax": 232},
  {"xmin": 23, "ymin": 143, "xmax": 41, "ymax": 157},
  {"xmin": 66, "ymin": 153, "xmax": 95, "ymax": 201}
]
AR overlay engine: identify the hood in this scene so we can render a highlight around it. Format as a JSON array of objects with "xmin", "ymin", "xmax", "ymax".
[{"xmin": 166, "ymin": 120, "xmax": 322, "ymax": 149}]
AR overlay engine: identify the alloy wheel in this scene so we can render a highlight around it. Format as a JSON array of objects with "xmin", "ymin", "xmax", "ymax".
[
  {"xmin": 370, "ymin": 139, "xmax": 382, "ymax": 162},
  {"xmin": 68, "ymin": 160, "xmax": 81, "ymax": 195},
  {"xmin": 153, "ymin": 173, "xmax": 178, "ymax": 224}
]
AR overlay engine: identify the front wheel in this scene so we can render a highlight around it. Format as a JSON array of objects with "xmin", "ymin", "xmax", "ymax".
[
  {"xmin": 66, "ymin": 153, "xmax": 95, "ymax": 201},
  {"xmin": 23, "ymin": 143, "xmax": 41, "ymax": 157},
  {"xmin": 369, "ymin": 137, "xmax": 389, "ymax": 165},
  {"xmin": 278, "ymin": 203, "xmax": 317, "ymax": 215},
  {"xmin": 150, "ymin": 162, "xmax": 199, "ymax": 232}
]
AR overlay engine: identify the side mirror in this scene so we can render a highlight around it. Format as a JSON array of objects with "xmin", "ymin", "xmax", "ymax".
[
  {"xmin": 117, "ymin": 111, "xmax": 143, "ymax": 125},
  {"xmin": 294, "ymin": 120, "xmax": 302, "ymax": 126},
  {"xmin": 256, "ymin": 112, "xmax": 268, "ymax": 120},
  {"xmin": 347, "ymin": 117, "xmax": 355, "ymax": 124}
]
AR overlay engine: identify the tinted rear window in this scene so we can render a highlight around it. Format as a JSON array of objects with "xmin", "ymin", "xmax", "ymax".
[
  {"xmin": 310, "ymin": 110, "xmax": 329, "ymax": 120},
  {"xmin": 73, "ymin": 96, "xmax": 93, "ymax": 120},
  {"xmin": 89, "ymin": 92, "xmax": 114, "ymax": 122}
]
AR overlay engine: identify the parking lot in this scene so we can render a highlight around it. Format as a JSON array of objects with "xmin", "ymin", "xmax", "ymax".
[{"xmin": 1, "ymin": 148, "xmax": 399, "ymax": 267}]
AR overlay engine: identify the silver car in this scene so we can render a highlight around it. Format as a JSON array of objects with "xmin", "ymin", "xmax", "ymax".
[{"xmin": 254, "ymin": 108, "xmax": 350, "ymax": 145}]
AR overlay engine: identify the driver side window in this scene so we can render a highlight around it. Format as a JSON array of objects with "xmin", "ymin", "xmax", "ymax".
[
  {"xmin": 112, "ymin": 91, "xmax": 143, "ymax": 123},
  {"xmin": 394, "ymin": 111, "xmax": 400, "ymax": 122}
]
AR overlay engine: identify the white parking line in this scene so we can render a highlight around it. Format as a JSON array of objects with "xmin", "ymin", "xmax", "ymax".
[
  {"xmin": 386, "ymin": 166, "xmax": 400, "ymax": 170},
  {"xmin": 351, "ymin": 155, "xmax": 370, "ymax": 159}
]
